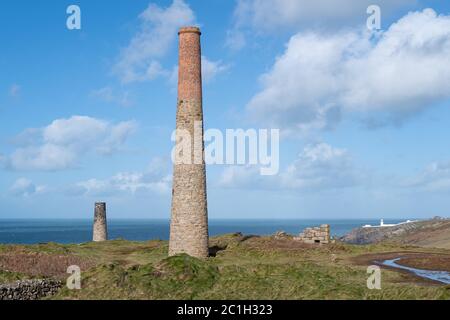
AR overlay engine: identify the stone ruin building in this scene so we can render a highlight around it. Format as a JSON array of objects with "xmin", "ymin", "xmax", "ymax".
[{"xmin": 295, "ymin": 224, "xmax": 331, "ymax": 244}]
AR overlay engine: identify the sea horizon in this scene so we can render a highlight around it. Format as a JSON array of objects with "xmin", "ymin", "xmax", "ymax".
[
  {"xmin": 0, "ymin": 218, "xmax": 424, "ymax": 245},
  {"xmin": 0, "ymin": 217, "xmax": 428, "ymax": 221}
]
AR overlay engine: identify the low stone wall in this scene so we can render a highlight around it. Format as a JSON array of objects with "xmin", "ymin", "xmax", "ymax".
[
  {"xmin": 295, "ymin": 224, "xmax": 331, "ymax": 244},
  {"xmin": 0, "ymin": 279, "xmax": 62, "ymax": 300}
]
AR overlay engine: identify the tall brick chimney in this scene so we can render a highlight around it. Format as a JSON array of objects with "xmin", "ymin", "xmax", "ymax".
[{"xmin": 169, "ymin": 26, "xmax": 209, "ymax": 258}]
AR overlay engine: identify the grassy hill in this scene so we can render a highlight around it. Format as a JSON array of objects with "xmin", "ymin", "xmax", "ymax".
[
  {"xmin": 0, "ymin": 233, "xmax": 449, "ymax": 300},
  {"xmin": 391, "ymin": 219, "xmax": 450, "ymax": 249}
]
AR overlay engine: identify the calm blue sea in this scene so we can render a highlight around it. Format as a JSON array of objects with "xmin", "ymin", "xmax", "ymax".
[{"xmin": 0, "ymin": 219, "xmax": 407, "ymax": 245}]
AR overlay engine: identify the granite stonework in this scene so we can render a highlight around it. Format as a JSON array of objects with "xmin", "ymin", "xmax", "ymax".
[
  {"xmin": 295, "ymin": 224, "xmax": 331, "ymax": 244},
  {"xmin": 169, "ymin": 26, "xmax": 209, "ymax": 259},
  {"xmin": 0, "ymin": 279, "xmax": 62, "ymax": 300},
  {"xmin": 93, "ymin": 202, "xmax": 108, "ymax": 242}
]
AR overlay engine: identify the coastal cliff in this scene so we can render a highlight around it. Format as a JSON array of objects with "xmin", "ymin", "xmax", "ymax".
[{"xmin": 340, "ymin": 218, "xmax": 450, "ymax": 248}]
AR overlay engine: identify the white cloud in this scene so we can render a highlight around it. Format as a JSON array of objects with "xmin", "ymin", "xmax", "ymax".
[
  {"xmin": 343, "ymin": 9, "xmax": 450, "ymax": 114},
  {"xmin": 69, "ymin": 158, "xmax": 171, "ymax": 197},
  {"xmin": 247, "ymin": 31, "xmax": 351, "ymax": 134},
  {"xmin": 225, "ymin": 29, "xmax": 246, "ymax": 51},
  {"xmin": 145, "ymin": 61, "xmax": 170, "ymax": 80},
  {"xmin": 98, "ymin": 120, "xmax": 138, "ymax": 155},
  {"xmin": 9, "ymin": 144, "xmax": 78, "ymax": 172},
  {"xmin": 90, "ymin": 87, "xmax": 133, "ymax": 107},
  {"xmin": 9, "ymin": 84, "xmax": 21, "ymax": 98},
  {"xmin": 401, "ymin": 161, "xmax": 450, "ymax": 192},
  {"xmin": 113, "ymin": 0, "xmax": 195, "ymax": 83},
  {"xmin": 219, "ymin": 143, "xmax": 361, "ymax": 191},
  {"xmin": 168, "ymin": 56, "xmax": 228, "ymax": 87},
  {"xmin": 247, "ymin": 9, "xmax": 450, "ymax": 133},
  {"xmin": 113, "ymin": 1, "xmax": 227, "ymax": 84},
  {"xmin": 280, "ymin": 143, "xmax": 361, "ymax": 190},
  {"xmin": 219, "ymin": 165, "xmax": 268, "ymax": 189},
  {"xmin": 168, "ymin": 65, "xmax": 179, "ymax": 87},
  {"xmin": 10, "ymin": 178, "xmax": 46, "ymax": 197},
  {"xmin": 4, "ymin": 116, "xmax": 137, "ymax": 171},
  {"xmin": 228, "ymin": 0, "xmax": 413, "ymax": 49},
  {"xmin": 201, "ymin": 56, "xmax": 229, "ymax": 83},
  {"xmin": 0, "ymin": 154, "xmax": 7, "ymax": 168}
]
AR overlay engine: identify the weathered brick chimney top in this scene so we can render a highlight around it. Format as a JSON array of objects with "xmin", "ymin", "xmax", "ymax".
[{"xmin": 178, "ymin": 26, "xmax": 201, "ymax": 35}]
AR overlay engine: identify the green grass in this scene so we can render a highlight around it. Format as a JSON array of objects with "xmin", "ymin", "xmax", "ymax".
[
  {"xmin": 1, "ymin": 234, "xmax": 449, "ymax": 300},
  {"xmin": 0, "ymin": 270, "xmax": 29, "ymax": 284}
]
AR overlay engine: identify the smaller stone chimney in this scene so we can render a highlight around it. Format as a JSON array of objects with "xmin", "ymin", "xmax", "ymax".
[{"xmin": 92, "ymin": 202, "xmax": 107, "ymax": 242}]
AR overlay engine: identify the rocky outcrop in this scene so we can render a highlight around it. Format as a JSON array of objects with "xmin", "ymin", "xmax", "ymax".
[
  {"xmin": 340, "ymin": 218, "xmax": 450, "ymax": 247},
  {"xmin": 341, "ymin": 223, "xmax": 417, "ymax": 244},
  {"xmin": 0, "ymin": 279, "xmax": 62, "ymax": 300},
  {"xmin": 273, "ymin": 231, "xmax": 291, "ymax": 239}
]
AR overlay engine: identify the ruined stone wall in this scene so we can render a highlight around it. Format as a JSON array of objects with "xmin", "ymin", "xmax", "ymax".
[
  {"xmin": 93, "ymin": 202, "xmax": 107, "ymax": 242},
  {"xmin": 0, "ymin": 279, "xmax": 61, "ymax": 300},
  {"xmin": 295, "ymin": 224, "xmax": 330, "ymax": 244},
  {"xmin": 169, "ymin": 27, "xmax": 209, "ymax": 259}
]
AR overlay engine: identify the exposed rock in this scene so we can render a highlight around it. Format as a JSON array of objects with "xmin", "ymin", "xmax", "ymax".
[
  {"xmin": 340, "ymin": 218, "xmax": 450, "ymax": 247},
  {"xmin": 273, "ymin": 231, "xmax": 290, "ymax": 239},
  {"xmin": 0, "ymin": 279, "xmax": 62, "ymax": 300}
]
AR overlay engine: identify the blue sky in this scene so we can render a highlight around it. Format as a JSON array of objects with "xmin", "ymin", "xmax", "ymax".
[{"xmin": 1, "ymin": 0, "xmax": 450, "ymax": 219}]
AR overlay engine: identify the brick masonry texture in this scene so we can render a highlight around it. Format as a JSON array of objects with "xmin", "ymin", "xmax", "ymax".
[
  {"xmin": 169, "ymin": 26, "xmax": 209, "ymax": 259},
  {"xmin": 93, "ymin": 202, "xmax": 108, "ymax": 242},
  {"xmin": 0, "ymin": 279, "xmax": 62, "ymax": 300},
  {"xmin": 294, "ymin": 224, "xmax": 331, "ymax": 244}
]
